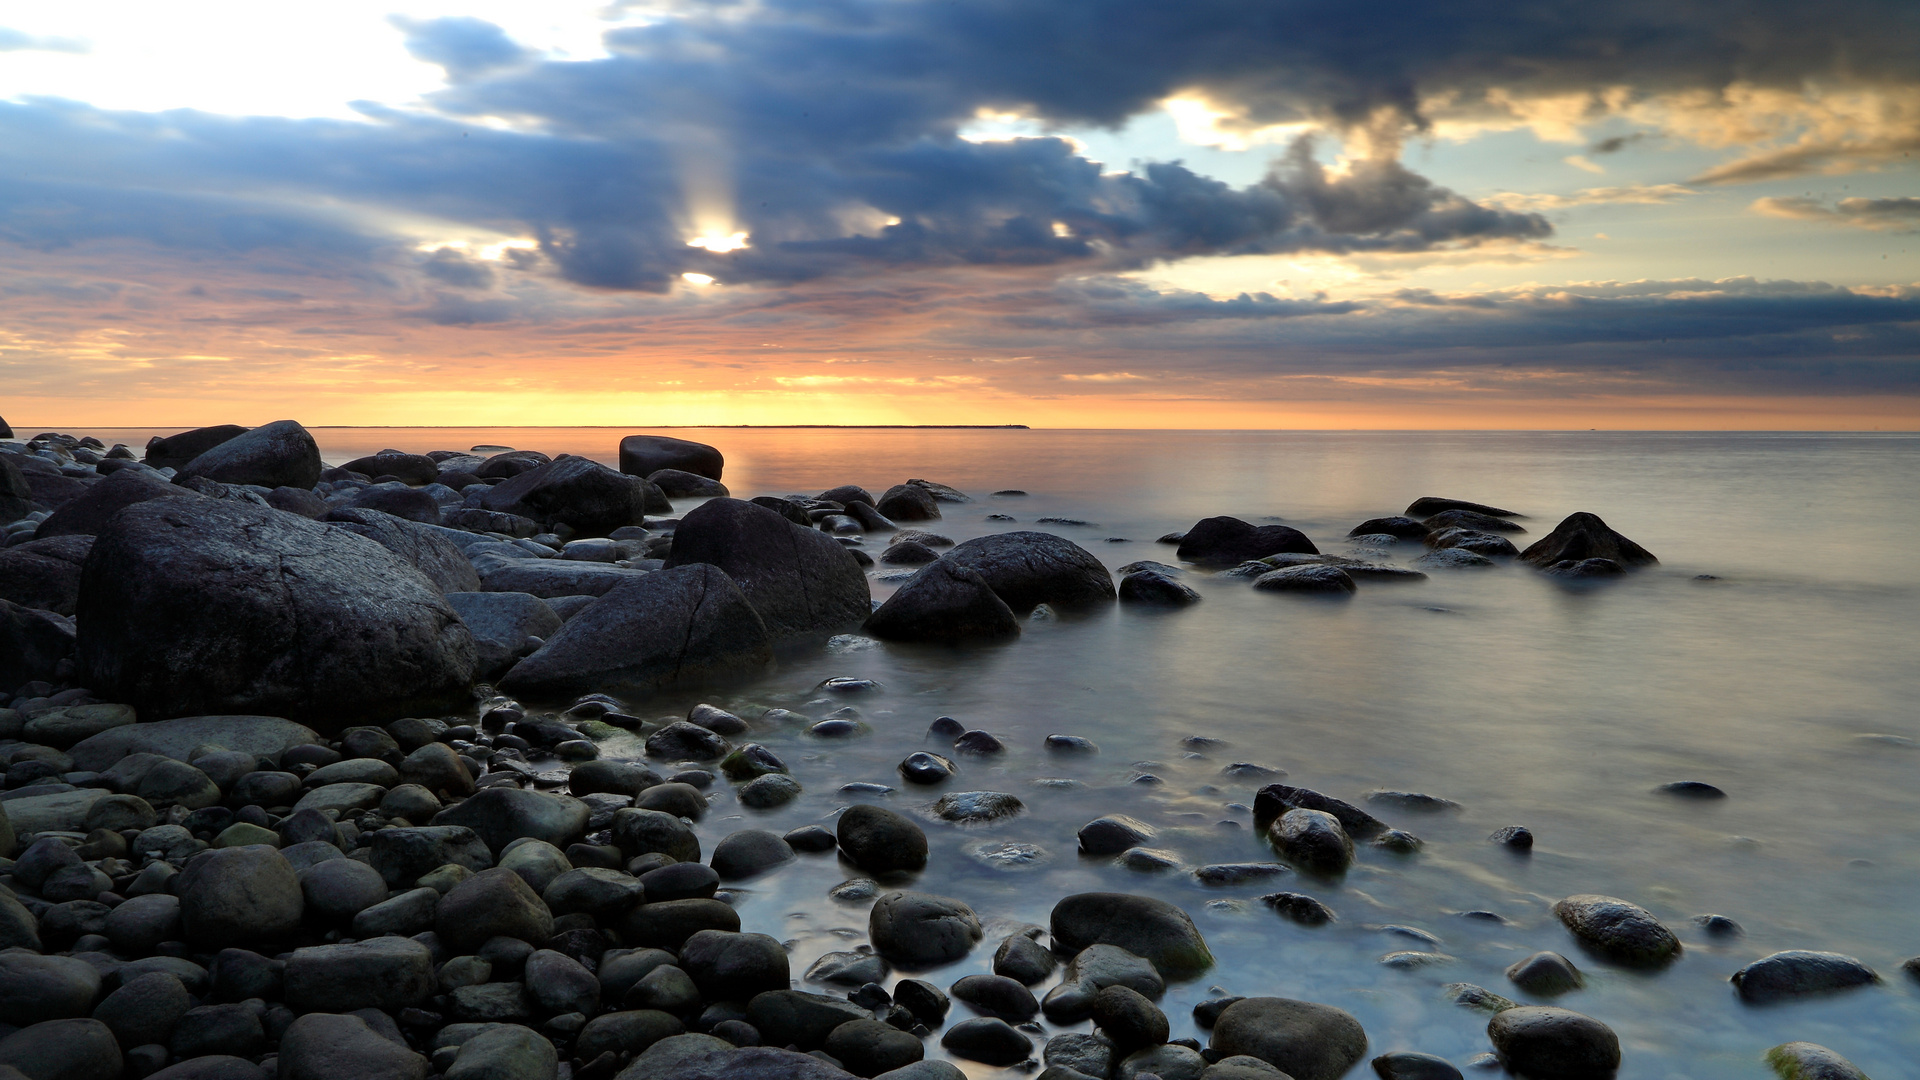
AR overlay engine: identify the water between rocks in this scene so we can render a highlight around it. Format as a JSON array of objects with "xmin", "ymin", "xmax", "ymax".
[{"xmin": 80, "ymin": 427, "xmax": 1920, "ymax": 1075}]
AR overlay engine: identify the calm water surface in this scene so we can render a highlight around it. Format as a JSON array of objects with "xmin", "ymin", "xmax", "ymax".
[{"xmin": 71, "ymin": 428, "xmax": 1920, "ymax": 1076}]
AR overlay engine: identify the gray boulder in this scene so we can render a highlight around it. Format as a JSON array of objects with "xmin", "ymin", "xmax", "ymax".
[
  {"xmin": 435, "ymin": 867, "xmax": 555, "ymax": 952},
  {"xmin": 178, "ymin": 845, "xmax": 303, "ymax": 947},
  {"xmin": 0, "ymin": 1019, "xmax": 122, "ymax": 1080},
  {"xmin": 284, "ymin": 938, "xmax": 435, "ymax": 1012},
  {"xmin": 1209, "ymin": 998, "xmax": 1367, "ymax": 1080},
  {"xmin": 619, "ymin": 436, "xmax": 724, "ymax": 481},
  {"xmin": 298, "ymin": 858, "xmax": 392, "ymax": 922},
  {"xmin": 431, "ymin": 787, "xmax": 590, "ymax": 856},
  {"xmin": 525, "ymin": 949, "xmax": 600, "ymax": 1016},
  {"xmin": 446, "ymin": 1024, "xmax": 558, "ymax": 1080},
  {"xmin": 144, "ymin": 425, "xmax": 248, "ymax": 470},
  {"xmin": 480, "ymin": 456, "xmax": 665, "ymax": 537},
  {"xmin": 76, "ymin": 499, "xmax": 474, "ymax": 724},
  {"xmin": 943, "ymin": 531, "xmax": 1115, "ymax": 612},
  {"xmin": 67, "ymin": 714, "xmax": 319, "ymax": 772},
  {"xmin": 1730, "ymin": 951, "xmax": 1878, "ymax": 1003},
  {"xmin": 1485, "ymin": 1006, "xmax": 1619, "ymax": 1079},
  {"xmin": 36, "ymin": 469, "xmax": 199, "ymax": 542},
  {"xmin": 864, "ymin": 560, "xmax": 1019, "ymax": 643},
  {"xmin": 662, "ymin": 499, "xmax": 870, "ymax": 638},
  {"xmin": 278, "ymin": 1012, "xmax": 428, "ymax": 1080},
  {"xmin": 1051, "ymin": 893, "xmax": 1214, "ymax": 978},
  {"xmin": 445, "ymin": 592, "xmax": 561, "ymax": 680},
  {"xmin": 649, "ymin": 469, "xmax": 729, "ymax": 498},
  {"xmin": 498, "ymin": 565, "xmax": 772, "ymax": 696},
  {"xmin": 92, "ymin": 970, "xmax": 191, "ymax": 1048},
  {"xmin": 174, "ymin": 420, "xmax": 322, "ymax": 489},
  {"xmin": 1550, "ymin": 895, "xmax": 1681, "ymax": 967},
  {"xmin": 325, "ymin": 508, "xmax": 481, "ymax": 592},
  {"xmin": 615, "ymin": 1043, "xmax": 853, "ymax": 1080},
  {"xmin": 869, "ymin": 891, "xmax": 982, "ymax": 968},
  {"xmin": 471, "ymin": 556, "xmax": 650, "ymax": 598},
  {"xmin": 837, "ymin": 805, "xmax": 928, "ymax": 874},
  {"xmin": 0, "ymin": 952, "xmax": 102, "ymax": 1025},
  {"xmin": 0, "ymin": 536, "xmax": 95, "ymax": 614}
]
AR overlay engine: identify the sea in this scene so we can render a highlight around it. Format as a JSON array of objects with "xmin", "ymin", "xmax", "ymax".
[{"xmin": 58, "ymin": 427, "xmax": 1920, "ymax": 1076}]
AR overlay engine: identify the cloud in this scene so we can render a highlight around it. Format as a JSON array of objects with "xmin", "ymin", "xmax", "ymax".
[
  {"xmin": 1753, "ymin": 195, "xmax": 1920, "ymax": 230},
  {"xmin": 0, "ymin": 27, "xmax": 86, "ymax": 53},
  {"xmin": 1486, "ymin": 184, "xmax": 1697, "ymax": 211},
  {"xmin": 390, "ymin": 17, "xmax": 532, "ymax": 81}
]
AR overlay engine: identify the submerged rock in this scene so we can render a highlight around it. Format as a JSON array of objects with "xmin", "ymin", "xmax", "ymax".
[
  {"xmin": 1252, "ymin": 565, "xmax": 1355, "ymax": 595},
  {"xmin": 1118, "ymin": 569, "xmax": 1201, "ymax": 606},
  {"xmin": 1731, "ymin": 951, "xmax": 1878, "ymax": 1003},
  {"xmin": 1765, "ymin": 1042, "xmax": 1870, "ymax": 1080},
  {"xmin": 1177, "ymin": 517, "xmax": 1318, "ymax": 568},
  {"xmin": 1405, "ymin": 497, "xmax": 1520, "ymax": 519},
  {"xmin": 865, "ymin": 560, "xmax": 1020, "ymax": 643}
]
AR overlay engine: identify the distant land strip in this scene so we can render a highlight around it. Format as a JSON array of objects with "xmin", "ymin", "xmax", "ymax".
[{"xmin": 277, "ymin": 424, "xmax": 1035, "ymax": 430}]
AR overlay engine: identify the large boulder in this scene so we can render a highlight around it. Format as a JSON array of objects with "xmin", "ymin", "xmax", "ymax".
[
  {"xmin": 0, "ymin": 535, "xmax": 93, "ymax": 615},
  {"xmin": 35, "ymin": 468, "xmax": 200, "ymax": 540},
  {"xmin": 76, "ymin": 499, "xmax": 475, "ymax": 724},
  {"xmin": 942, "ymin": 532, "xmax": 1115, "ymax": 612},
  {"xmin": 619, "ymin": 436, "xmax": 725, "ymax": 481},
  {"xmin": 1176, "ymin": 518, "xmax": 1318, "ymax": 568},
  {"xmin": 435, "ymin": 867, "xmax": 555, "ymax": 951},
  {"xmin": 1550, "ymin": 895, "xmax": 1680, "ymax": 967},
  {"xmin": 278, "ymin": 1012, "xmax": 427, "ymax": 1080},
  {"xmin": 0, "ymin": 1019, "xmax": 123, "ymax": 1080},
  {"xmin": 1, "ymin": 453, "xmax": 32, "ymax": 522},
  {"xmin": 342, "ymin": 453, "xmax": 439, "ymax": 485},
  {"xmin": 325, "ymin": 509, "xmax": 481, "ymax": 592},
  {"xmin": 1050, "ymin": 893, "xmax": 1213, "ymax": 978},
  {"xmin": 662, "ymin": 499, "xmax": 870, "ymax": 638},
  {"xmin": 177, "ymin": 845, "xmax": 304, "ymax": 947},
  {"xmin": 67, "ymin": 714, "xmax": 319, "ymax": 772},
  {"xmin": 431, "ymin": 787, "xmax": 590, "ymax": 856},
  {"xmin": 1210, "ymin": 998, "xmax": 1367, "ymax": 1080},
  {"xmin": 445, "ymin": 592, "xmax": 562, "ymax": 680},
  {"xmin": 1519, "ymin": 512, "xmax": 1657, "ymax": 569},
  {"xmin": 499, "ymin": 564, "xmax": 772, "ymax": 696},
  {"xmin": 1486, "ymin": 1006, "xmax": 1619, "ymax": 1079},
  {"xmin": 174, "ymin": 420, "xmax": 322, "ymax": 489},
  {"xmin": 0, "ymin": 598, "xmax": 75, "ymax": 692},
  {"xmin": 864, "ymin": 560, "xmax": 1019, "ymax": 643},
  {"xmin": 284, "ymin": 938, "xmax": 436, "ymax": 1013},
  {"xmin": 869, "ymin": 892, "xmax": 982, "ymax": 968},
  {"xmin": 0, "ymin": 952, "xmax": 101, "ymax": 1025},
  {"xmin": 479, "ymin": 456, "xmax": 666, "ymax": 537},
  {"xmin": 144, "ymin": 425, "xmax": 249, "ymax": 470}
]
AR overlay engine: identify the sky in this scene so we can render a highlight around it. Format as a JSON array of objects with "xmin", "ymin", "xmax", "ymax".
[{"xmin": 1, "ymin": 1, "xmax": 1917, "ymax": 429}]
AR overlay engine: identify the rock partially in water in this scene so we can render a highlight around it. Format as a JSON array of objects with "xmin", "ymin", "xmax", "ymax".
[
  {"xmin": 1505, "ymin": 952, "xmax": 1583, "ymax": 996},
  {"xmin": 1119, "ymin": 570, "xmax": 1201, "ymax": 606},
  {"xmin": 940, "ymin": 1018, "xmax": 1031, "ymax": 1066},
  {"xmin": 619, "ymin": 435, "xmax": 724, "ymax": 481},
  {"xmin": 952, "ymin": 973, "xmax": 1039, "ymax": 1023},
  {"xmin": 479, "ymin": 455, "xmax": 666, "ymax": 536},
  {"xmin": 650, "ymin": 469, "xmax": 730, "ymax": 498},
  {"xmin": 1253, "ymin": 783, "xmax": 1387, "ymax": 838},
  {"xmin": 1270, "ymin": 809, "xmax": 1354, "ymax": 873},
  {"xmin": 1764, "ymin": 1042, "xmax": 1870, "ymax": 1080},
  {"xmin": 1193, "ymin": 863, "xmax": 1288, "ymax": 886},
  {"xmin": 1424, "ymin": 509, "xmax": 1526, "ymax": 534},
  {"xmin": 865, "ymin": 560, "xmax": 1020, "ymax": 643},
  {"xmin": 1177, "ymin": 517, "xmax": 1318, "ymax": 569},
  {"xmin": 1405, "ymin": 497, "xmax": 1521, "ymax": 519},
  {"xmin": 941, "ymin": 531, "xmax": 1116, "ymax": 612},
  {"xmin": 931, "ymin": 790, "xmax": 1025, "ymax": 823},
  {"xmin": 838, "ymin": 805, "xmax": 929, "ymax": 874},
  {"xmin": 877, "ymin": 484, "xmax": 941, "ymax": 522},
  {"xmin": 1519, "ymin": 512, "xmax": 1657, "ymax": 569},
  {"xmin": 1253, "ymin": 565, "xmax": 1356, "ymax": 595},
  {"xmin": 870, "ymin": 891, "xmax": 982, "ymax": 968},
  {"xmin": 1413, "ymin": 548, "xmax": 1493, "ymax": 569},
  {"xmin": 664, "ymin": 498, "xmax": 871, "ymax": 638},
  {"xmin": 1488, "ymin": 826, "xmax": 1534, "ymax": 850},
  {"xmin": 1260, "ymin": 891, "xmax": 1335, "ymax": 925},
  {"xmin": 1209, "ymin": 997, "xmax": 1368, "ymax": 1080},
  {"xmin": 1442, "ymin": 982, "xmax": 1517, "ymax": 1014},
  {"xmin": 993, "ymin": 933, "xmax": 1058, "ymax": 986},
  {"xmin": 827, "ymin": 1017, "xmax": 926, "ymax": 1077},
  {"xmin": 1424, "ymin": 528, "xmax": 1519, "ymax": 557},
  {"xmin": 1370, "ymin": 1051, "xmax": 1463, "ymax": 1080},
  {"xmin": 1551, "ymin": 895, "xmax": 1681, "ymax": 967},
  {"xmin": 1080, "ymin": 815, "xmax": 1156, "ymax": 855},
  {"xmin": 1348, "ymin": 516, "xmax": 1430, "ymax": 540},
  {"xmin": 1486, "ymin": 1006, "xmax": 1619, "ymax": 1080},
  {"xmin": 1366, "ymin": 791, "xmax": 1459, "ymax": 813},
  {"xmin": 1657, "ymin": 780, "xmax": 1726, "ymax": 799},
  {"xmin": 1051, "ymin": 893, "xmax": 1213, "ymax": 978},
  {"xmin": 1730, "ymin": 951, "xmax": 1878, "ymax": 1003},
  {"xmin": 899, "ymin": 751, "xmax": 956, "ymax": 784}
]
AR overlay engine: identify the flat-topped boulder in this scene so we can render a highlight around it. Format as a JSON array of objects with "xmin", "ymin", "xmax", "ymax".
[
  {"xmin": 174, "ymin": 420, "xmax": 323, "ymax": 489},
  {"xmin": 663, "ymin": 498, "xmax": 870, "ymax": 638},
  {"xmin": 144, "ymin": 425, "xmax": 249, "ymax": 470},
  {"xmin": 68, "ymin": 714, "xmax": 319, "ymax": 772},
  {"xmin": 620, "ymin": 435, "xmax": 725, "ymax": 481},
  {"xmin": 77, "ymin": 499, "xmax": 475, "ymax": 725}
]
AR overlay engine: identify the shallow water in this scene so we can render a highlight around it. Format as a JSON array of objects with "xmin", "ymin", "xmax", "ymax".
[{"xmin": 67, "ymin": 428, "xmax": 1920, "ymax": 1075}]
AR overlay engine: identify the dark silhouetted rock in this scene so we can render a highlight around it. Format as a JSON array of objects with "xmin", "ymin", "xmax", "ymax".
[
  {"xmin": 145, "ymin": 425, "xmax": 249, "ymax": 470},
  {"xmin": 620, "ymin": 436, "xmax": 725, "ymax": 481},
  {"xmin": 870, "ymin": 892, "xmax": 982, "ymax": 968},
  {"xmin": 650, "ymin": 470, "xmax": 730, "ymax": 498},
  {"xmin": 940, "ymin": 1018, "xmax": 1030, "ymax": 1066},
  {"xmin": 36, "ymin": 468, "xmax": 200, "ymax": 540},
  {"xmin": 0, "ymin": 535, "xmax": 93, "ymax": 615},
  {"xmin": 1210, "ymin": 998, "xmax": 1367, "ymax": 1080},
  {"xmin": 343, "ymin": 453, "xmax": 439, "ymax": 485},
  {"xmin": 76, "ymin": 499, "xmax": 474, "ymax": 724},
  {"xmin": 1405, "ymin": 497, "xmax": 1520, "ymax": 518},
  {"xmin": 664, "ymin": 498, "xmax": 870, "ymax": 638},
  {"xmin": 1, "ymin": 453, "xmax": 32, "ymax": 522},
  {"xmin": 865, "ymin": 560, "xmax": 1019, "ymax": 643},
  {"xmin": 480, "ymin": 455, "xmax": 667, "ymax": 536},
  {"xmin": 838, "ymin": 805, "xmax": 928, "ymax": 874},
  {"xmin": 1731, "ymin": 951, "xmax": 1878, "ymax": 1003},
  {"xmin": 1118, "ymin": 570, "xmax": 1200, "ymax": 606},
  {"xmin": 1253, "ymin": 565, "xmax": 1355, "ymax": 595},
  {"xmin": 1177, "ymin": 518, "xmax": 1318, "ymax": 568},
  {"xmin": 499, "ymin": 564, "xmax": 772, "ymax": 696},
  {"xmin": 326, "ymin": 508, "xmax": 481, "ymax": 592},
  {"xmin": 1253, "ymin": 784, "xmax": 1387, "ymax": 838},
  {"xmin": 1425, "ymin": 508, "xmax": 1525, "ymax": 534},
  {"xmin": 1519, "ymin": 512, "xmax": 1656, "ymax": 569},
  {"xmin": 942, "ymin": 531, "xmax": 1115, "ymax": 612},
  {"xmin": 1486, "ymin": 1006, "xmax": 1619, "ymax": 1079},
  {"xmin": 1347, "ymin": 517, "xmax": 1429, "ymax": 540},
  {"xmin": 0, "ymin": 597, "xmax": 75, "ymax": 692},
  {"xmin": 174, "ymin": 420, "xmax": 322, "ymax": 489},
  {"xmin": 876, "ymin": 485, "xmax": 939, "ymax": 522}
]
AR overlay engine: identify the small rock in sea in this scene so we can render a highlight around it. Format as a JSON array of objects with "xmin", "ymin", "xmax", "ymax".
[
  {"xmin": 1656, "ymin": 780, "xmax": 1726, "ymax": 799},
  {"xmin": 951, "ymin": 972, "xmax": 1040, "ymax": 1023},
  {"xmin": 1119, "ymin": 560, "xmax": 1183, "ymax": 576},
  {"xmin": 987, "ymin": 513, "xmax": 1017, "ymax": 521},
  {"xmin": 1118, "ymin": 847, "xmax": 1184, "ymax": 873},
  {"xmin": 966, "ymin": 840, "xmax": 1049, "ymax": 870},
  {"xmin": 1253, "ymin": 565, "xmax": 1357, "ymax": 595},
  {"xmin": 940, "ymin": 1017, "xmax": 1032, "ymax": 1066},
  {"xmin": 1036, "ymin": 517, "xmax": 1094, "ymax": 526},
  {"xmin": 1222, "ymin": 762, "xmax": 1284, "ymax": 779},
  {"xmin": 1380, "ymin": 951, "xmax": 1454, "ymax": 970},
  {"xmin": 893, "ymin": 529, "xmax": 955, "ymax": 547},
  {"xmin": 1730, "ymin": 951, "xmax": 1878, "ymax": 1003},
  {"xmin": 741, "ymin": 773, "xmax": 803, "ymax": 808},
  {"xmin": 819, "ymin": 676, "xmax": 881, "ymax": 693},
  {"xmin": 899, "ymin": 751, "xmax": 957, "ymax": 784},
  {"xmin": 1371, "ymin": 1051, "xmax": 1465, "ymax": 1080},
  {"xmin": 783, "ymin": 825, "xmax": 837, "ymax": 853},
  {"xmin": 953, "ymin": 730, "xmax": 1006, "ymax": 755},
  {"xmin": 1519, "ymin": 511, "xmax": 1657, "ymax": 569},
  {"xmin": 992, "ymin": 490, "xmax": 1027, "ymax": 497},
  {"xmin": 928, "ymin": 716, "xmax": 966, "ymax": 738},
  {"xmin": 806, "ymin": 950, "xmax": 892, "ymax": 986},
  {"xmin": 838, "ymin": 805, "xmax": 928, "ymax": 874},
  {"xmin": 826, "ymin": 633, "xmax": 882, "ymax": 653},
  {"xmin": 931, "ymin": 790, "xmax": 1026, "ymax": 824},
  {"xmin": 830, "ymin": 879, "xmax": 881, "ymax": 902},
  {"xmin": 1080, "ymin": 816, "xmax": 1156, "ymax": 855},
  {"xmin": 1119, "ymin": 570, "xmax": 1202, "ymax": 606},
  {"xmin": 809, "ymin": 718, "xmax": 868, "ymax": 738},
  {"xmin": 1261, "ymin": 892, "xmax": 1336, "ymax": 926},
  {"xmin": 1158, "ymin": 531, "xmax": 1186, "ymax": 544},
  {"xmin": 1271, "ymin": 808, "xmax": 1355, "ymax": 874},
  {"xmin": 1378, "ymin": 925, "xmax": 1443, "ymax": 948},
  {"xmin": 1486, "ymin": 1006, "xmax": 1620, "ymax": 1079},
  {"xmin": 1488, "ymin": 826, "xmax": 1533, "ymax": 850},
  {"xmin": 1693, "ymin": 914, "xmax": 1743, "ymax": 937},
  {"xmin": 1192, "ymin": 863, "xmax": 1289, "ymax": 886},
  {"xmin": 1551, "ymin": 895, "xmax": 1682, "ymax": 967},
  {"xmin": 882, "ymin": 541, "xmax": 942, "ymax": 565},
  {"xmin": 1208, "ymin": 998, "xmax": 1368, "ymax": 1080},
  {"xmin": 994, "ymin": 933, "xmax": 1059, "ymax": 986},
  {"xmin": 1046, "ymin": 734, "xmax": 1099, "ymax": 753},
  {"xmin": 1414, "ymin": 548, "xmax": 1494, "ymax": 569},
  {"xmin": 1373, "ymin": 829, "xmax": 1423, "ymax": 853},
  {"xmin": 1091, "ymin": 984, "xmax": 1168, "ymax": 1052},
  {"xmin": 1505, "ymin": 952, "xmax": 1584, "ymax": 996},
  {"xmin": 1443, "ymin": 982, "xmax": 1517, "ymax": 1014},
  {"xmin": 1366, "ymin": 790, "xmax": 1460, "ymax": 812},
  {"xmin": 1764, "ymin": 1042, "xmax": 1871, "ymax": 1080}
]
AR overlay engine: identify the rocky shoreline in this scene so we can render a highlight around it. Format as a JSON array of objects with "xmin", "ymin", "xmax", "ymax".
[{"xmin": 0, "ymin": 419, "xmax": 1895, "ymax": 1080}]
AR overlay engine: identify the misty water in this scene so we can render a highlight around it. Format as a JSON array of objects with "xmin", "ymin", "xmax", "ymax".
[{"xmin": 77, "ymin": 427, "xmax": 1920, "ymax": 1075}]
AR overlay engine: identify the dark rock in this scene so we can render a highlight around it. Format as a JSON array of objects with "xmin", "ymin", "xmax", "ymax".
[
  {"xmin": 1091, "ymin": 985, "xmax": 1166, "ymax": 1052},
  {"xmin": 746, "ymin": 991, "xmax": 871, "ymax": 1049},
  {"xmin": 620, "ymin": 436, "xmax": 725, "ymax": 481},
  {"xmin": 92, "ymin": 970, "xmax": 192, "ymax": 1048},
  {"xmin": 646, "ymin": 720, "xmax": 734, "ymax": 761},
  {"xmin": 475, "ymin": 450, "xmax": 551, "ymax": 479},
  {"xmin": 299, "ymin": 857, "xmax": 392, "ymax": 922},
  {"xmin": 1370, "ymin": 1051, "xmax": 1463, "ymax": 1080},
  {"xmin": 1051, "ymin": 893, "xmax": 1213, "ymax": 978},
  {"xmin": 1348, "ymin": 517, "xmax": 1430, "ymax": 540},
  {"xmin": 77, "ymin": 499, "xmax": 474, "ymax": 724},
  {"xmin": 1551, "ymin": 895, "xmax": 1681, "ymax": 967},
  {"xmin": 614, "ymin": 808, "xmax": 702, "ymax": 862},
  {"xmin": 827, "ymin": 1018, "xmax": 924, "ymax": 1078},
  {"xmin": 1519, "ymin": 512, "xmax": 1656, "ymax": 569},
  {"xmin": 526, "ymin": 947, "xmax": 601, "ymax": 1016},
  {"xmin": 0, "ymin": 952, "xmax": 101, "ymax": 1024},
  {"xmin": 1405, "ymin": 497, "xmax": 1519, "ymax": 518},
  {"xmin": 1423, "ymin": 509, "xmax": 1525, "ymax": 534},
  {"xmin": 621, "ymin": 898, "xmax": 742, "ymax": 950},
  {"xmin": 941, "ymin": 1018, "xmax": 1031, "ymax": 1066},
  {"xmin": 144, "ymin": 425, "xmax": 249, "ymax": 470},
  {"xmin": 939, "ymin": 531, "xmax": 1115, "ymax": 612},
  {"xmin": 711, "ymin": 829, "xmax": 796, "ymax": 879},
  {"xmin": 1253, "ymin": 784, "xmax": 1386, "ymax": 838},
  {"xmin": 480, "ymin": 456, "xmax": 666, "ymax": 537},
  {"xmin": 284, "ymin": 938, "xmax": 435, "ymax": 1012},
  {"xmin": 178, "ymin": 845, "xmax": 303, "ymax": 947},
  {"xmin": 278, "ymin": 1012, "xmax": 427, "ymax": 1080},
  {"xmin": 174, "ymin": 420, "xmax": 321, "ymax": 489},
  {"xmin": 1764, "ymin": 1042, "xmax": 1870, "ymax": 1080},
  {"xmin": 1210, "ymin": 998, "xmax": 1367, "ymax": 1080},
  {"xmin": 1270, "ymin": 809, "xmax": 1354, "ymax": 873},
  {"xmin": 865, "ymin": 560, "xmax": 1019, "ymax": 643},
  {"xmin": 369, "ymin": 825, "xmax": 494, "ymax": 888},
  {"xmin": 1118, "ymin": 570, "xmax": 1200, "ymax": 606},
  {"xmin": 1079, "ymin": 815, "xmax": 1155, "ymax": 855},
  {"xmin": 679, "ymin": 930, "xmax": 791, "ymax": 1003},
  {"xmin": 1489, "ymin": 826, "xmax": 1534, "ymax": 850},
  {"xmin": 930, "ymin": 790, "xmax": 1023, "ymax": 823},
  {"xmin": 994, "ymin": 933, "xmax": 1058, "ymax": 985},
  {"xmin": 445, "ymin": 1024, "xmax": 557, "ymax": 1080},
  {"xmin": 577, "ymin": 1010, "xmax": 688, "ymax": 1060},
  {"xmin": 326, "ymin": 508, "xmax": 481, "ymax": 592},
  {"xmin": 342, "ymin": 453, "xmax": 439, "ymax": 485},
  {"xmin": 870, "ymin": 891, "xmax": 982, "ymax": 968},
  {"xmin": 145, "ymin": 1056, "xmax": 269, "ymax": 1080},
  {"xmin": 435, "ymin": 867, "xmax": 554, "ymax": 952},
  {"xmin": 838, "ymin": 805, "xmax": 928, "ymax": 873},
  {"xmin": 1424, "ymin": 528, "xmax": 1519, "ymax": 557},
  {"xmin": 0, "ymin": 1018, "xmax": 123, "ymax": 1080},
  {"xmin": 661, "ymin": 498, "xmax": 870, "ymax": 638},
  {"xmin": 432, "ymin": 787, "xmax": 590, "ymax": 856},
  {"xmin": 332, "ymin": 483, "xmax": 443, "ymax": 525},
  {"xmin": 881, "ymin": 541, "xmax": 940, "ymax": 565},
  {"xmin": 1413, "ymin": 548, "xmax": 1493, "ymax": 569},
  {"xmin": 1505, "ymin": 952, "xmax": 1583, "ymax": 996},
  {"xmin": 0, "ymin": 597, "xmax": 76, "ymax": 692},
  {"xmin": 1177, "ymin": 518, "xmax": 1317, "ymax": 568},
  {"xmin": 1485, "ymin": 1006, "xmax": 1619, "ymax": 1079},
  {"xmin": 876, "ymin": 486, "xmax": 939, "ymax": 522},
  {"xmin": 1253, "ymin": 565, "xmax": 1355, "ymax": 595},
  {"xmin": 38, "ymin": 469, "xmax": 201, "ymax": 542},
  {"xmin": 951, "ymin": 973, "xmax": 1038, "ymax": 1022},
  {"xmin": 898, "ymin": 751, "xmax": 956, "ymax": 785},
  {"xmin": 1731, "ymin": 951, "xmax": 1878, "ymax": 1003}
]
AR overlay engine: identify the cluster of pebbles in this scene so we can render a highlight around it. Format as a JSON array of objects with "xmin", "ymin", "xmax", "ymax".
[{"xmin": 0, "ymin": 419, "xmax": 1895, "ymax": 1080}]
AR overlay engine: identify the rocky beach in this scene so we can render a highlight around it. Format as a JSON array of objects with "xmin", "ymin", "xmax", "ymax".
[{"xmin": 0, "ymin": 421, "xmax": 1914, "ymax": 1080}]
